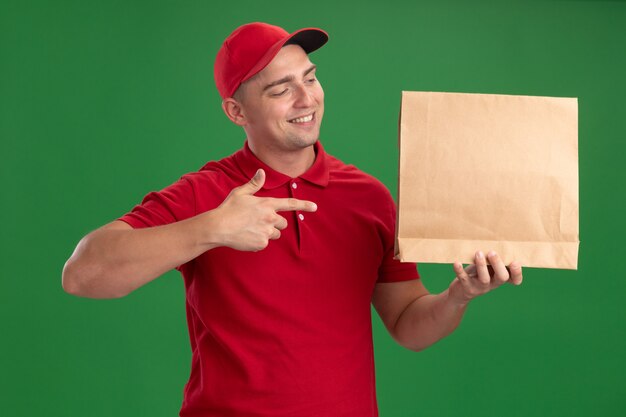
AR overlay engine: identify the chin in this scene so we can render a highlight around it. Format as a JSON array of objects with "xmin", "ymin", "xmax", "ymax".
[
  {"xmin": 285, "ymin": 133, "xmax": 319, "ymax": 149},
  {"xmin": 293, "ymin": 137, "xmax": 319, "ymax": 149}
]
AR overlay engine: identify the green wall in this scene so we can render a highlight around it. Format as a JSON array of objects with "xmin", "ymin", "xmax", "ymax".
[{"xmin": 2, "ymin": 0, "xmax": 624, "ymax": 416}]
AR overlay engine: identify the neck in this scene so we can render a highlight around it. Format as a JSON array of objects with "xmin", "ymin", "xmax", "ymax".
[{"xmin": 248, "ymin": 141, "xmax": 316, "ymax": 178}]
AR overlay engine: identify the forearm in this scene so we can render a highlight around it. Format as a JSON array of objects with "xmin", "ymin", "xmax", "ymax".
[
  {"xmin": 62, "ymin": 214, "xmax": 218, "ymax": 299},
  {"xmin": 62, "ymin": 170, "xmax": 317, "ymax": 299},
  {"xmin": 393, "ymin": 285, "xmax": 468, "ymax": 352}
]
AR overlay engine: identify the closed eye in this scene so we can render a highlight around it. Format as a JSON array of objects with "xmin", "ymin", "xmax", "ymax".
[{"xmin": 271, "ymin": 89, "xmax": 288, "ymax": 97}]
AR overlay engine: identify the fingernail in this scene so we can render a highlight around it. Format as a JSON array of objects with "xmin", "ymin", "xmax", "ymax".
[
  {"xmin": 311, "ymin": 203, "xmax": 318, "ymax": 211},
  {"xmin": 477, "ymin": 251, "xmax": 484, "ymax": 259},
  {"xmin": 510, "ymin": 261, "xmax": 520, "ymax": 269},
  {"xmin": 488, "ymin": 250, "xmax": 497, "ymax": 257}
]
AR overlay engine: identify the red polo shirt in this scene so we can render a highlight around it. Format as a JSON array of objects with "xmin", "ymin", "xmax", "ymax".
[{"xmin": 118, "ymin": 141, "xmax": 419, "ymax": 417}]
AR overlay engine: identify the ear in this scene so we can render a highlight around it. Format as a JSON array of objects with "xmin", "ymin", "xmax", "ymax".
[{"xmin": 222, "ymin": 98, "xmax": 247, "ymax": 126}]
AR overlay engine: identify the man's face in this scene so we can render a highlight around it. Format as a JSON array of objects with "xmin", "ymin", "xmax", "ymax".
[{"xmin": 236, "ymin": 44, "xmax": 324, "ymax": 153}]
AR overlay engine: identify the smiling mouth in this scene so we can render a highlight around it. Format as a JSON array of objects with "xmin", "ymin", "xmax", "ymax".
[{"xmin": 288, "ymin": 112, "xmax": 315, "ymax": 124}]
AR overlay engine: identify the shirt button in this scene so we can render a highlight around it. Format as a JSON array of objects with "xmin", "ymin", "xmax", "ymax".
[
  {"xmin": 298, "ymin": 213, "xmax": 304, "ymax": 221},
  {"xmin": 292, "ymin": 182, "xmax": 298, "ymax": 189}
]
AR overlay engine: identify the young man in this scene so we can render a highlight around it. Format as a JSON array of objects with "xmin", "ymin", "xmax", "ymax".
[{"xmin": 63, "ymin": 22, "xmax": 523, "ymax": 417}]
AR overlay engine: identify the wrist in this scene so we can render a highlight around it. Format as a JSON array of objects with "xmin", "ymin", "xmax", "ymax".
[
  {"xmin": 190, "ymin": 209, "xmax": 225, "ymax": 251},
  {"xmin": 446, "ymin": 279, "xmax": 471, "ymax": 309}
]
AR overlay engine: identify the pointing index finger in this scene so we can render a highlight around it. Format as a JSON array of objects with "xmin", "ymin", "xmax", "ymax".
[{"xmin": 270, "ymin": 197, "xmax": 318, "ymax": 213}]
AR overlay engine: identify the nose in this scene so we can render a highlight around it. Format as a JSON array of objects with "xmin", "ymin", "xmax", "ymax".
[{"xmin": 293, "ymin": 84, "xmax": 314, "ymax": 107}]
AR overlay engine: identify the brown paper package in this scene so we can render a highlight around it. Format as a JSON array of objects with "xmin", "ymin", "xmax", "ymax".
[{"xmin": 395, "ymin": 91, "xmax": 579, "ymax": 269}]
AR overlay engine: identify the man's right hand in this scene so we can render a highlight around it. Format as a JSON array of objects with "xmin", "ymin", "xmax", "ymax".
[
  {"xmin": 62, "ymin": 169, "xmax": 317, "ymax": 298},
  {"xmin": 207, "ymin": 169, "xmax": 317, "ymax": 251}
]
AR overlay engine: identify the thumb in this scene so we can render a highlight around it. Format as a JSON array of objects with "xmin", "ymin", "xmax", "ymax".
[{"xmin": 238, "ymin": 169, "xmax": 265, "ymax": 195}]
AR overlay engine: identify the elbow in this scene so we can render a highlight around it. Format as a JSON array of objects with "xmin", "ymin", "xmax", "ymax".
[
  {"xmin": 392, "ymin": 323, "xmax": 459, "ymax": 353},
  {"xmin": 62, "ymin": 258, "xmax": 83, "ymax": 296},
  {"xmin": 62, "ymin": 257, "xmax": 128, "ymax": 299},
  {"xmin": 400, "ymin": 340, "xmax": 431, "ymax": 353},
  {"xmin": 392, "ymin": 332, "xmax": 429, "ymax": 353}
]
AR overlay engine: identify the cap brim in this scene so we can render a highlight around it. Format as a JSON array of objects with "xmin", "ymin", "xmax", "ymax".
[{"xmin": 285, "ymin": 28, "xmax": 329, "ymax": 54}]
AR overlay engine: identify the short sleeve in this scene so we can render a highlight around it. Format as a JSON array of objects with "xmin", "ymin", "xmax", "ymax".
[
  {"xmin": 117, "ymin": 177, "xmax": 196, "ymax": 229},
  {"xmin": 377, "ymin": 191, "xmax": 420, "ymax": 283}
]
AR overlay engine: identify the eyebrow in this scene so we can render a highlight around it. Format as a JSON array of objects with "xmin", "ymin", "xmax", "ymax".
[{"xmin": 262, "ymin": 64, "xmax": 317, "ymax": 92}]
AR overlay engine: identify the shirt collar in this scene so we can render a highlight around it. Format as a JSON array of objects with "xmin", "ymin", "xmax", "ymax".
[{"xmin": 235, "ymin": 140, "xmax": 330, "ymax": 190}]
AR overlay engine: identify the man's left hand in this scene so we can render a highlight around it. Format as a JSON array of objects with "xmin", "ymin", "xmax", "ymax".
[{"xmin": 449, "ymin": 251, "xmax": 523, "ymax": 306}]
